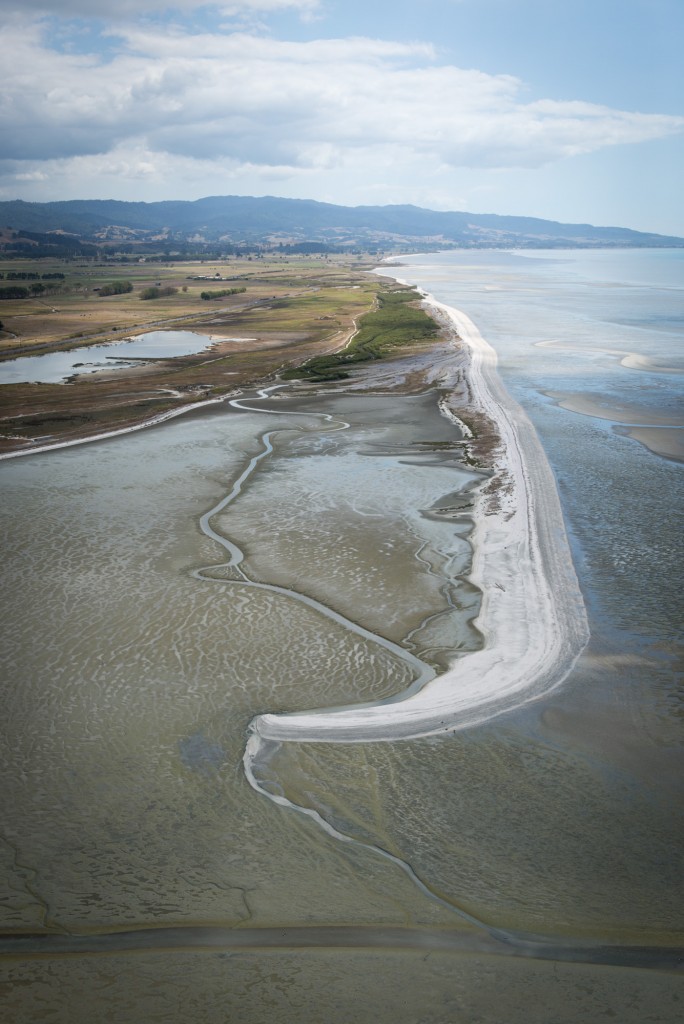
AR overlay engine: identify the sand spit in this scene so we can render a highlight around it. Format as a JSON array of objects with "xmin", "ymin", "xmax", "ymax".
[
  {"xmin": 535, "ymin": 338, "xmax": 684, "ymax": 376},
  {"xmin": 250, "ymin": 297, "xmax": 590, "ymax": 743},
  {"xmin": 542, "ymin": 389, "xmax": 684, "ymax": 462}
]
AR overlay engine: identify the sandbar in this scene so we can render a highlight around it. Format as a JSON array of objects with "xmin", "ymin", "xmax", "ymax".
[
  {"xmin": 544, "ymin": 390, "xmax": 682, "ymax": 427},
  {"xmin": 249, "ymin": 295, "xmax": 590, "ymax": 745},
  {"xmin": 535, "ymin": 339, "xmax": 684, "ymax": 376},
  {"xmin": 614, "ymin": 425, "xmax": 684, "ymax": 463}
]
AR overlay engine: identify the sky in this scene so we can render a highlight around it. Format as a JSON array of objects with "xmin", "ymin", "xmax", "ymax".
[{"xmin": 2, "ymin": 0, "xmax": 683, "ymax": 235}]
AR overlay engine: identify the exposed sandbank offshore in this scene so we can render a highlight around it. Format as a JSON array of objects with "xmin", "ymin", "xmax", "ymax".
[
  {"xmin": 542, "ymin": 390, "xmax": 684, "ymax": 463},
  {"xmin": 247, "ymin": 290, "xmax": 590, "ymax": 747}
]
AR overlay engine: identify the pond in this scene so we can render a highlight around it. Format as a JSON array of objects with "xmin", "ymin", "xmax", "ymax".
[{"xmin": 0, "ymin": 330, "xmax": 217, "ymax": 384}]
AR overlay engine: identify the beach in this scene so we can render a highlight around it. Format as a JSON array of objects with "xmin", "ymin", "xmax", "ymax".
[
  {"xmin": 248, "ymin": 293, "xmax": 589, "ymax": 747},
  {"xmin": 1, "ymin": 252, "xmax": 682, "ymax": 1023}
]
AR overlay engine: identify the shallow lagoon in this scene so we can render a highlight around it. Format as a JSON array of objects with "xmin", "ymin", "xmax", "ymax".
[{"xmin": 0, "ymin": 329, "xmax": 217, "ymax": 384}]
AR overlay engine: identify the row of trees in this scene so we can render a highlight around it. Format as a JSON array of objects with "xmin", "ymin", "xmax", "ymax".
[
  {"xmin": 97, "ymin": 280, "xmax": 133, "ymax": 296},
  {"xmin": 0, "ymin": 279, "xmax": 246, "ymax": 302},
  {"xmin": 0, "ymin": 270, "xmax": 66, "ymax": 280},
  {"xmin": 200, "ymin": 286, "xmax": 246, "ymax": 300},
  {"xmin": 0, "ymin": 282, "xmax": 62, "ymax": 299},
  {"xmin": 140, "ymin": 285, "xmax": 178, "ymax": 300}
]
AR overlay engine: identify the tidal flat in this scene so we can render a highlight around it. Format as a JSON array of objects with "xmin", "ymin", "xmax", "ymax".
[
  {"xmin": 1, "ymin": 305, "xmax": 682, "ymax": 1021},
  {"xmin": 0, "ymin": 393, "xmax": 462, "ymax": 934}
]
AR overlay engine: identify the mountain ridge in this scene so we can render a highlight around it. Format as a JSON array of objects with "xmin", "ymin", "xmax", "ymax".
[{"xmin": 1, "ymin": 195, "xmax": 682, "ymax": 250}]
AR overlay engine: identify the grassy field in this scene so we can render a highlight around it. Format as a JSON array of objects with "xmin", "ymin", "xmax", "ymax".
[
  {"xmin": 282, "ymin": 288, "xmax": 439, "ymax": 380},
  {"xmin": 0, "ymin": 254, "xmax": 372, "ymax": 354},
  {"xmin": 0, "ymin": 255, "xmax": 442, "ymax": 454}
]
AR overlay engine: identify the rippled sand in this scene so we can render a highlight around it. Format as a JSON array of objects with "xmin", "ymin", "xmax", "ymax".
[
  {"xmin": 4, "ymin": 948, "xmax": 682, "ymax": 1024},
  {"xmin": 1, "ymin": 397, "xmax": 470, "ymax": 935},
  {"xmin": 1, "ymin": 337, "xmax": 681, "ymax": 1021}
]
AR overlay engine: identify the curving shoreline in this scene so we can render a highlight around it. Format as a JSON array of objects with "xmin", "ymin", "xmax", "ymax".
[
  {"xmin": 248, "ymin": 295, "xmax": 590, "ymax": 744},
  {"xmin": 2, "ymin": 287, "xmax": 592, "ymax": 738},
  {"xmin": 0, "ymin": 395, "xmax": 226, "ymax": 461}
]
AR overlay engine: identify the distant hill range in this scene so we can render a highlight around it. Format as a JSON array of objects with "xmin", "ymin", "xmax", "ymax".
[{"xmin": 1, "ymin": 195, "xmax": 682, "ymax": 256}]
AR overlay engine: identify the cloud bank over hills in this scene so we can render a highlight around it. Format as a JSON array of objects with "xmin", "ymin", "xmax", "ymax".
[{"xmin": 2, "ymin": 2, "xmax": 682, "ymax": 235}]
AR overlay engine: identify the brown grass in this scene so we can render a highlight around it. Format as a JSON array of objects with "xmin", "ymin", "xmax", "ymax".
[{"xmin": 0, "ymin": 255, "xmax": 383, "ymax": 453}]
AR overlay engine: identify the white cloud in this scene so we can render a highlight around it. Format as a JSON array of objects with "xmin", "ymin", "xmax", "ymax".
[
  {"xmin": 219, "ymin": 0, "xmax": 320, "ymax": 14},
  {"xmin": 1, "ymin": 19, "xmax": 682, "ymax": 201},
  {"xmin": 0, "ymin": 0, "xmax": 320, "ymax": 17},
  {"xmin": 14, "ymin": 170, "xmax": 49, "ymax": 181}
]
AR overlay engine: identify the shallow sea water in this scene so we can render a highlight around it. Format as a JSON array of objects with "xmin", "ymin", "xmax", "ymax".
[
  {"xmin": 1, "ymin": 254, "xmax": 683, "ymax": 1021},
  {"xmin": 378, "ymin": 250, "xmax": 683, "ymax": 686}
]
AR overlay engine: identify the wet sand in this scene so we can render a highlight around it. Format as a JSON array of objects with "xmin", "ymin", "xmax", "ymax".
[
  {"xmin": 616, "ymin": 424, "xmax": 684, "ymax": 462},
  {"xmin": 4, "ymin": 946, "xmax": 682, "ymax": 1024},
  {"xmin": 2, "ymin": 278, "xmax": 681, "ymax": 1021},
  {"xmin": 543, "ymin": 390, "xmax": 684, "ymax": 461}
]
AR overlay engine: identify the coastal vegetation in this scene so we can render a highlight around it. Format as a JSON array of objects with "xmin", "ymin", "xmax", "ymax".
[{"xmin": 282, "ymin": 287, "xmax": 439, "ymax": 380}]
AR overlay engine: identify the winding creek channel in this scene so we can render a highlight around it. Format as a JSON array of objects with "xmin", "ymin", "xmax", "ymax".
[{"xmin": 1, "ymin": 302, "xmax": 682, "ymax": 1021}]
